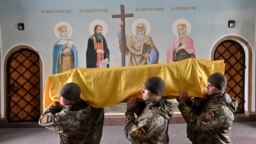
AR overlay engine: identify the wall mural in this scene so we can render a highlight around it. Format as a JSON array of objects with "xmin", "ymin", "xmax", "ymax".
[
  {"xmin": 48, "ymin": 5, "xmax": 198, "ymax": 73},
  {"xmin": 86, "ymin": 20, "xmax": 110, "ymax": 68},
  {"xmin": 120, "ymin": 18, "xmax": 159, "ymax": 66},
  {"xmin": 52, "ymin": 21, "xmax": 78, "ymax": 74},
  {"xmin": 50, "ymin": 6, "xmax": 199, "ymax": 73},
  {"xmin": 43, "ymin": 4, "xmax": 201, "ymax": 72},
  {"xmin": 167, "ymin": 19, "xmax": 196, "ymax": 62}
]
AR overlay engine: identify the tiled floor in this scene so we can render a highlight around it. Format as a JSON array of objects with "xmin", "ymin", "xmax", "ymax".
[{"xmin": 0, "ymin": 122, "xmax": 256, "ymax": 144}]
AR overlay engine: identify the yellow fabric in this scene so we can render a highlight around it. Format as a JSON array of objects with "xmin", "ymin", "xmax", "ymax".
[{"xmin": 44, "ymin": 58, "xmax": 225, "ymax": 109}]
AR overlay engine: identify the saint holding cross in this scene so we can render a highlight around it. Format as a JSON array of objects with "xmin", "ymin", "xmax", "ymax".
[
  {"xmin": 113, "ymin": 5, "xmax": 159, "ymax": 66},
  {"xmin": 112, "ymin": 4, "xmax": 133, "ymax": 66}
]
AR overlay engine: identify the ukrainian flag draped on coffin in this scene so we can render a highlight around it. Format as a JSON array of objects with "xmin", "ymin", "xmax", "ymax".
[{"xmin": 44, "ymin": 58, "xmax": 225, "ymax": 109}]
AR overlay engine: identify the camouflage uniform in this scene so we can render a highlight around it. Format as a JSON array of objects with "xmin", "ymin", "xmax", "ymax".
[
  {"xmin": 125, "ymin": 98, "xmax": 173, "ymax": 144},
  {"xmin": 178, "ymin": 92, "xmax": 236, "ymax": 144},
  {"xmin": 38, "ymin": 100, "xmax": 104, "ymax": 144}
]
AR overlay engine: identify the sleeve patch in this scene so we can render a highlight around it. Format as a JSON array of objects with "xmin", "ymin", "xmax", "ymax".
[
  {"xmin": 131, "ymin": 127, "xmax": 145, "ymax": 138},
  {"xmin": 201, "ymin": 112, "xmax": 215, "ymax": 122}
]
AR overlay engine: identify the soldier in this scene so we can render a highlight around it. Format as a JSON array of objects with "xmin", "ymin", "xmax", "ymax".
[
  {"xmin": 124, "ymin": 77, "xmax": 174, "ymax": 143},
  {"xmin": 38, "ymin": 82, "xmax": 104, "ymax": 144},
  {"xmin": 178, "ymin": 72, "xmax": 237, "ymax": 144}
]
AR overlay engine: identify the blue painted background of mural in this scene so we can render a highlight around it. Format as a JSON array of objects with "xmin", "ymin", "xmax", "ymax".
[{"xmin": 0, "ymin": 0, "xmax": 255, "ymax": 75}]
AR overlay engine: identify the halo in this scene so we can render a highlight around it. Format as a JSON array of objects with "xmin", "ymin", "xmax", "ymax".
[
  {"xmin": 89, "ymin": 19, "xmax": 108, "ymax": 36},
  {"xmin": 172, "ymin": 19, "xmax": 191, "ymax": 37},
  {"xmin": 132, "ymin": 18, "xmax": 151, "ymax": 35},
  {"xmin": 54, "ymin": 21, "xmax": 73, "ymax": 39}
]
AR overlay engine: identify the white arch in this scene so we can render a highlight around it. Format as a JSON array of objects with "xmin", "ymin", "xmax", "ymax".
[
  {"xmin": 2, "ymin": 43, "xmax": 44, "ymax": 119},
  {"xmin": 211, "ymin": 34, "xmax": 254, "ymax": 115}
]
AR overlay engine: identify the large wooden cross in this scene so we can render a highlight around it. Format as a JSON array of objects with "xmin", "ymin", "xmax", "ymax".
[{"xmin": 112, "ymin": 5, "xmax": 133, "ymax": 66}]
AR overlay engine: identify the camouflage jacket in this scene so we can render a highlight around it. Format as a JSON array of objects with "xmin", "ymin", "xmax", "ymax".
[
  {"xmin": 38, "ymin": 100, "xmax": 104, "ymax": 144},
  {"xmin": 178, "ymin": 92, "xmax": 237, "ymax": 144},
  {"xmin": 125, "ymin": 98, "xmax": 173, "ymax": 144}
]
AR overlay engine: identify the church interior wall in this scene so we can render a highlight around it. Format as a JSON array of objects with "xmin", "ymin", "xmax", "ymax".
[
  {"xmin": 0, "ymin": 0, "xmax": 256, "ymax": 118},
  {"xmin": 0, "ymin": 24, "xmax": 3, "ymax": 118}
]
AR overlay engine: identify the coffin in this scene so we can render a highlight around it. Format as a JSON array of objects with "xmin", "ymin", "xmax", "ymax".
[{"xmin": 44, "ymin": 58, "xmax": 225, "ymax": 109}]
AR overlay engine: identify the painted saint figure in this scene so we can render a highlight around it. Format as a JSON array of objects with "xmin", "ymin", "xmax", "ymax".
[
  {"xmin": 119, "ymin": 19, "xmax": 158, "ymax": 66},
  {"xmin": 52, "ymin": 22, "xmax": 78, "ymax": 74},
  {"xmin": 167, "ymin": 19, "xmax": 195, "ymax": 62},
  {"xmin": 86, "ymin": 24, "xmax": 110, "ymax": 68}
]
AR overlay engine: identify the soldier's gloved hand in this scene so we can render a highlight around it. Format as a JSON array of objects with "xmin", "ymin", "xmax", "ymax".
[
  {"xmin": 125, "ymin": 96, "xmax": 138, "ymax": 122},
  {"xmin": 134, "ymin": 100, "xmax": 146, "ymax": 117},
  {"xmin": 39, "ymin": 115, "xmax": 49, "ymax": 124},
  {"xmin": 43, "ymin": 102, "xmax": 62, "ymax": 115},
  {"xmin": 178, "ymin": 92, "xmax": 189, "ymax": 104},
  {"xmin": 126, "ymin": 96, "xmax": 137, "ymax": 112}
]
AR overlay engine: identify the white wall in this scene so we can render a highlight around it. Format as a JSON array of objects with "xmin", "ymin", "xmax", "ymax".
[
  {"xmin": 252, "ymin": 14, "xmax": 256, "ymax": 112},
  {"xmin": 0, "ymin": 24, "xmax": 3, "ymax": 118}
]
